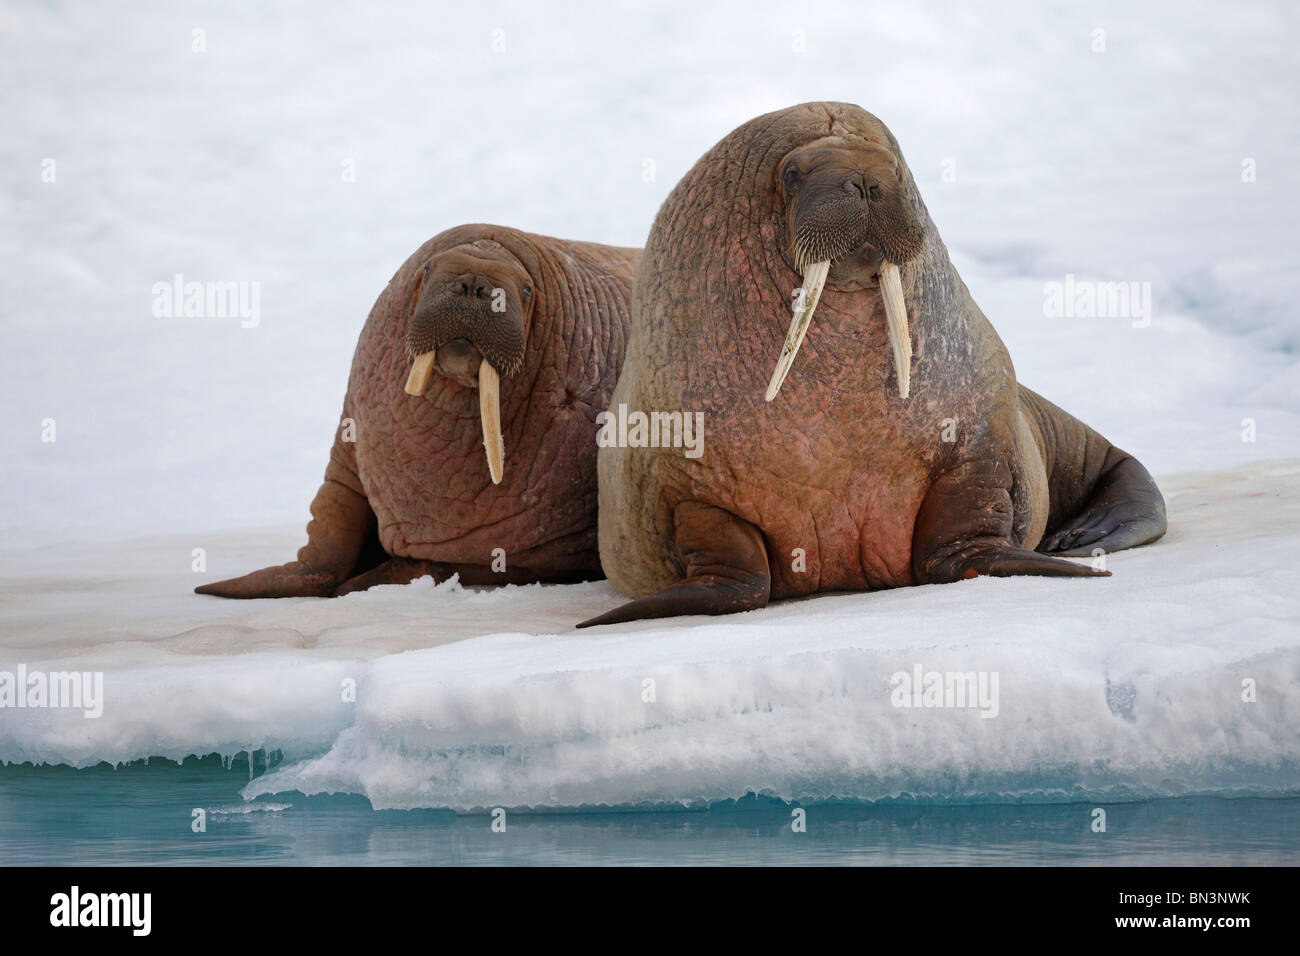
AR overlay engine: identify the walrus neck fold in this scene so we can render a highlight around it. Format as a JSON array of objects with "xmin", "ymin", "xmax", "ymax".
[
  {"xmin": 765, "ymin": 257, "xmax": 912, "ymax": 401},
  {"xmin": 404, "ymin": 349, "xmax": 505, "ymax": 484}
]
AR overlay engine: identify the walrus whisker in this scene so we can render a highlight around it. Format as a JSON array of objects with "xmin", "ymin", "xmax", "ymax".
[
  {"xmin": 766, "ymin": 259, "xmax": 830, "ymax": 401},
  {"xmin": 792, "ymin": 233, "xmax": 840, "ymax": 273},
  {"xmin": 478, "ymin": 358, "xmax": 505, "ymax": 484},
  {"xmin": 878, "ymin": 261, "xmax": 911, "ymax": 399},
  {"xmin": 404, "ymin": 349, "xmax": 437, "ymax": 396}
]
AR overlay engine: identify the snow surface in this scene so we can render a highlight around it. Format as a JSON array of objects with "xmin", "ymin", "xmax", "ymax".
[{"xmin": 1, "ymin": 1, "xmax": 1298, "ymax": 809}]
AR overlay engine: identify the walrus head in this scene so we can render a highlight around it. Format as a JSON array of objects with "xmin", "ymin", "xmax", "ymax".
[
  {"xmin": 767, "ymin": 136, "xmax": 926, "ymax": 401},
  {"xmin": 403, "ymin": 239, "xmax": 535, "ymax": 484}
]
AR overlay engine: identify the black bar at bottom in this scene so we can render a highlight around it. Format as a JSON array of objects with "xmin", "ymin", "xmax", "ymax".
[{"xmin": 2, "ymin": 865, "xmax": 1283, "ymax": 941}]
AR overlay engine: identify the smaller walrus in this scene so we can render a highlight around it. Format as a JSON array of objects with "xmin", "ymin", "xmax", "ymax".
[
  {"xmin": 584, "ymin": 102, "xmax": 1166, "ymax": 626},
  {"xmin": 197, "ymin": 224, "xmax": 637, "ymax": 598}
]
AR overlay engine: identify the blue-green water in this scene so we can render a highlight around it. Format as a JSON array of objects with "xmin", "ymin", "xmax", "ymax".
[{"xmin": 1, "ymin": 756, "xmax": 1296, "ymax": 866}]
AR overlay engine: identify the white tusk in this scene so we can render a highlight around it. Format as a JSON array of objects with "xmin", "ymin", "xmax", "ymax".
[
  {"xmin": 478, "ymin": 359, "xmax": 504, "ymax": 484},
  {"xmin": 404, "ymin": 350, "xmax": 437, "ymax": 396},
  {"xmin": 878, "ymin": 261, "xmax": 911, "ymax": 399},
  {"xmin": 766, "ymin": 259, "xmax": 830, "ymax": 401}
]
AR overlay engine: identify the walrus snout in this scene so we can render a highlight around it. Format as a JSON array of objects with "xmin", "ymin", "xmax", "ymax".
[
  {"xmin": 404, "ymin": 246, "xmax": 537, "ymax": 486},
  {"xmin": 403, "ymin": 243, "xmax": 533, "ymax": 394},
  {"xmin": 404, "ymin": 283, "xmax": 527, "ymax": 391},
  {"xmin": 790, "ymin": 186, "xmax": 870, "ymax": 271},
  {"xmin": 767, "ymin": 140, "xmax": 925, "ymax": 401}
]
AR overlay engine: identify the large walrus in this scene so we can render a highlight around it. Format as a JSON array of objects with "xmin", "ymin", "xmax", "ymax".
[
  {"xmin": 197, "ymin": 224, "xmax": 637, "ymax": 598},
  {"xmin": 582, "ymin": 102, "xmax": 1165, "ymax": 627}
]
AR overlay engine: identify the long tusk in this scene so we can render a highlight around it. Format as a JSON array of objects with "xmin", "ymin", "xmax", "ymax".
[
  {"xmin": 878, "ymin": 261, "xmax": 911, "ymax": 399},
  {"xmin": 478, "ymin": 359, "xmax": 504, "ymax": 484},
  {"xmin": 766, "ymin": 259, "xmax": 830, "ymax": 401},
  {"xmin": 404, "ymin": 350, "xmax": 437, "ymax": 396}
]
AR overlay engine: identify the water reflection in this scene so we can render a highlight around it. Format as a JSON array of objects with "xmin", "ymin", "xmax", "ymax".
[{"xmin": 1, "ymin": 757, "xmax": 1295, "ymax": 866}]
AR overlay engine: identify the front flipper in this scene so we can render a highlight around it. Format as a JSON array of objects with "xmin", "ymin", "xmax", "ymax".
[
  {"xmin": 577, "ymin": 502, "xmax": 770, "ymax": 628},
  {"xmin": 195, "ymin": 561, "xmax": 342, "ymax": 598},
  {"xmin": 195, "ymin": 461, "xmax": 376, "ymax": 599},
  {"xmin": 1039, "ymin": 447, "xmax": 1167, "ymax": 556},
  {"xmin": 913, "ymin": 464, "xmax": 1109, "ymax": 584}
]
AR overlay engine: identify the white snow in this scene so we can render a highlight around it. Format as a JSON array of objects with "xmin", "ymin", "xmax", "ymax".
[{"xmin": 1, "ymin": 1, "xmax": 1297, "ymax": 809}]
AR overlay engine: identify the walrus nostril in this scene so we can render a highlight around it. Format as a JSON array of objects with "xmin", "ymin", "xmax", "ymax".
[{"xmin": 450, "ymin": 275, "xmax": 495, "ymax": 298}]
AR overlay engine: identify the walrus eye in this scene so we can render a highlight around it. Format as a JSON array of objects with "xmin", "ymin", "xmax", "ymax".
[
  {"xmin": 782, "ymin": 166, "xmax": 801, "ymax": 191},
  {"xmin": 422, "ymin": 266, "xmax": 430, "ymax": 279},
  {"xmin": 522, "ymin": 284, "xmax": 532, "ymax": 297}
]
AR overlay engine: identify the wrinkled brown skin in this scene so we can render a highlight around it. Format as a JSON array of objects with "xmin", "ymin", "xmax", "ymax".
[
  {"xmin": 582, "ymin": 103, "xmax": 1165, "ymax": 627},
  {"xmin": 197, "ymin": 225, "xmax": 637, "ymax": 598}
]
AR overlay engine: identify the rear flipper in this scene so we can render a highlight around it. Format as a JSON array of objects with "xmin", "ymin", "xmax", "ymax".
[
  {"xmin": 1038, "ymin": 447, "xmax": 1167, "ymax": 556},
  {"xmin": 577, "ymin": 502, "xmax": 770, "ymax": 627}
]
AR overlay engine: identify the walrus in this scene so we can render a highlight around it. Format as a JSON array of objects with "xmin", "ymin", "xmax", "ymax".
[
  {"xmin": 197, "ymin": 224, "xmax": 638, "ymax": 598},
  {"xmin": 581, "ymin": 102, "xmax": 1166, "ymax": 627}
]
